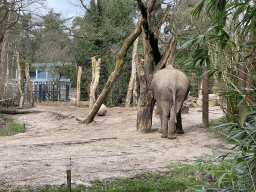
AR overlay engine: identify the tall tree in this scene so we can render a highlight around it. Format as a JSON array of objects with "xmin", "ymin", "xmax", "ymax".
[
  {"xmin": 34, "ymin": 10, "xmax": 74, "ymax": 64},
  {"xmin": 0, "ymin": 0, "xmax": 45, "ymax": 99},
  {"xmin": 72, "ymin": 0, "xmax": 137, "ymax": 101}
]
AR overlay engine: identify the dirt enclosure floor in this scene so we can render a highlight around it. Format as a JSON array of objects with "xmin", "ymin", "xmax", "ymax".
[{"xmin": 0, "ymin": 103, "xmax": 231, "ymax": 190}]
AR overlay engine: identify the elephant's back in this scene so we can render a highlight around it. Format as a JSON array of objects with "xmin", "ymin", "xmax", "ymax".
[
  {"xmin": 151, "ymin": 67, "xmax": 190, "ymax": 98},
  {"xmin": 152, "ymin": 67, "xmax": 189, "ymax": 85}
]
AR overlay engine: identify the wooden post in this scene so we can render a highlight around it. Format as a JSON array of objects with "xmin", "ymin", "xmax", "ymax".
[
  {"xmin": 125, "ymin": 37, "xmax": 139, "ymax": 108},
  {"xmin": 53, "ymin": 84, "xmax": 55, "ymax": 103},
  {"xmin": 76, "ymin": 66, "xmax": 82, "ymax": 107},
  {"xmin": 202, "ymin": 66, "xmax": 209, "ymax": 127},
  {"xmin": 17, "ymin": 52, "xmax": 24, "ymax": 109},
  {"xmin": 66, "ymin": 170, "xmax": 71, "ymax": 192},
  {"xmin": 66, "ymin": 84, "xmax": 69, "ymax": 101},
  {"xmin": 25, "ymin": 62, "xmax": 34, "ymax": 107},
  {"xmin": 89, "ymin": 57, "xmax": 101, "ymax": 111},
  {"xmin": 238, "ymin": 62, "xmax": 246, "ymax": 121}
]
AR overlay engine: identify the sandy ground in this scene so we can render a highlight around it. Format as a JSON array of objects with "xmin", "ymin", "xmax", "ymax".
[{"xmin": 0, "ymin": 103, "xmax": 231, "ymax": 190}]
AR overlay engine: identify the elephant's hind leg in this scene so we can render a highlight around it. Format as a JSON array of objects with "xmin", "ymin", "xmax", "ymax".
[
  {"xmin": 159, "ymin": 102, "xmax": 169, "ymax": 138},
  {"xmin": 176, "ymin": 110, "xmax": 184, "ymax": 134},
  {"xmin": 168, "ymin": 105, "xmax": 177, "ymax": 139}
]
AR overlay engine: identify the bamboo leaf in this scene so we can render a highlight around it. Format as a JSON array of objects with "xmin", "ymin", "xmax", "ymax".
[
  {"xmin": 233, "ymin": 5, "xmax": 245, "ymax": 19},
  {"xmin": 198, "ymin": 35, "xmax": 205, "ymax": 46},
  {"xmin": 225, "ymin": 76, "xmax": 242, "ymax": 95},
  {"xmin": 180, "ymin": 39, "xmax": 196, "ymax": 49}
]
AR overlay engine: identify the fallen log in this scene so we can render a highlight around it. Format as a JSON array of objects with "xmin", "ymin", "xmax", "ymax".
[{"xmin": 0, "ymin": 109, "xmax": 43, "ymax": 114}]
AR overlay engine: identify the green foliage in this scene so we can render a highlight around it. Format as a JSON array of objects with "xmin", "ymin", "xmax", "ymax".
[
  {"xmin": 183, "ymin": 0, "xmax": 256, "ymax": 69},
  {"xmin": 174, "ymin": 54, "xmax": 203, "ymax": 96},
  {"xmin": 198, "ymin": 86, "xmax": 256, "ymax": 191},
  {"xmin": 35, "ymin": 10, "xmax": 74, "ymax": 64},
  {"xmin": 0, "ymin": 121, "xmax": 25, "ymax": 136}
]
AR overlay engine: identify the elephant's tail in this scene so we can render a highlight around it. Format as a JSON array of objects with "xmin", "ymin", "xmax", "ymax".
[{"xmin": 173, "ymin": 89, "xmax": 177, "ymax": 123}]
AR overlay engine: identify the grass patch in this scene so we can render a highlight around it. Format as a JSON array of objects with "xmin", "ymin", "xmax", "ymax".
[
  {"xmin": 5, "ymin": 163, "xmax": 210, "ymax": 192},
  {"xmin": 79, "ymin": 105, "xmax": 89, "ymax": 108},
  {"xmin": 22, "ymin": 105, "xmax": 30, "ymax": 109},
  {"xmin": 87, "ymin": 174, "xmax": 205, "ymax": 192},
  {"xmin": 0, "ymin": 121, "xmax": 26, "ymax": 136},
  {"xmin": 0, "ymin": 160, "xmax": 239, "ymax": 191}
]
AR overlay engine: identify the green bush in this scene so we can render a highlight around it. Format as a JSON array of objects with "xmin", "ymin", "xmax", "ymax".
[{"xmin": 201, "ymin": 85, "xmax": 256, "ymax": 191}]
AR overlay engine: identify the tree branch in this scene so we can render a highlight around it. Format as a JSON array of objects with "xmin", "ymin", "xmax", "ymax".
[
  {"xmin": 154, "ymin": 33, "xmax": 177, "ymax": 73},
  {"xmin": 137, "ymin": 0, "xmax": 161, "ymax": 65},
  {"xmin": 154, "ymin": 5, "xmax": 171, "ymax": 35},
  {"xmin": 79, "ymin": 0, "xmax": 91, "ymax": 13},
  {"xmin": 137, "ymin": 0, "xmax": 147, "ymax": 21},
  {"xmin": 147, "ymin": 0, "xmax": 157, "ymax": 13}
]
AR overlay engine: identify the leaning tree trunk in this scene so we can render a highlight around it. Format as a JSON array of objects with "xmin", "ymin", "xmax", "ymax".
[
  {"xmin": 89, "ymin": 57, "xmax": 101, "ymax": 111},
  {"xmin": 125, "ymin": 37, "xmax": 139, "ymax": 108},
  {"xmin": 77, "ymin": 19, "xmax": 142, "ymax": 124}
]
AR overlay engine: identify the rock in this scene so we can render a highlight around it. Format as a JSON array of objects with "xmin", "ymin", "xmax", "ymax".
[
  {"xmin": 69, "ymin": 96, "xmax": 76, "ymax": 104},
  {"xmin": 97, "ymin": 104, "xmax": 107, "ymax": 116}
]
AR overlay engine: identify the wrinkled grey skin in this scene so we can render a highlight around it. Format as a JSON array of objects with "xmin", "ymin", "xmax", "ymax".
[{"xmin": 151, "ymin": 65, "xmax": 190, "ymax": 139}]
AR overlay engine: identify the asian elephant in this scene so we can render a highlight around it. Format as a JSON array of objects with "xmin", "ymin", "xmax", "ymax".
[{"xmin": 151, "ymin": 65, "xmax": 190, "ymax": 139}]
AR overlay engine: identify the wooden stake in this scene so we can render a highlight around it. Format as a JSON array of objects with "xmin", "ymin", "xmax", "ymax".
[
  {"xmin": 76, "ymin": 66, "xmax": 82, "ymax": 107},
  {"xmin": 17, "ymin": 52, "xmax": 24, "ymax": 109},
  {"xmin": 25, "ymin": 62, "xmax": 34, "ymax": 107},
  {"xmin": 125, "ymin": 37, "xmax": 139, "ymax": 108},
  {"xmin": 202, "ymin": 66, "xmax": 209, "ymax": 127},
  {"xmin": 89, "ymin": 57, "xmax": 101, "ymax": 111},
  {"xmin": 66, "ymin": 169, "xmax": 71, "ymax": 192}
]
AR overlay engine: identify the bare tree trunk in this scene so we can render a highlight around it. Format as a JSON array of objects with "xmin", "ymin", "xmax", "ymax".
[
  {"xmin": 76, "ymin": 66, "xmax": 82, "ymax": 107},
  {"xmin": 136, "ymin": 0, "xmax": 176, "ymax": 132},
  {"xmin": 77, "ymin": 19, "xmax": 142, "ymax": 123},
  {"xmin": 17, "ymin": 52, "xmax": 24, "ymax": 108},
  {"xmin": 0, "ymin": 10, "xmax": 12, "ymax": 99},
  {"xmin": 89, "ymin": 57, "xmax": 101, "ymax": 111},
  {"xmin": 25, "ymin": 62, "xmax": 34, "ymax": 107},
  {"xmin": 1, "ymin": 31, "xmax": 9, "ymax": 98},
  {"xmin": 125, "ymin": 37, "xmax": 139, "ymax": 108},
  {"xmin": 6, "ymin": 53, "xmax": 10, "ymax": 95},
  {"xmin": 136, "ymin": 55, "xmax": 155, "ymax": 132},
  {"xmin": 136, "ymin": 1, "xmax": 158, "ymax": 132},
  {"xmin": 246, "ymin": 24, "xmax": 256, "ymax": 104}
]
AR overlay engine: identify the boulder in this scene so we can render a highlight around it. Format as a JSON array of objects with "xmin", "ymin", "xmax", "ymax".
[{"xmin": 97, "ymin": 104, "xmax": 107, "ymax": 116}]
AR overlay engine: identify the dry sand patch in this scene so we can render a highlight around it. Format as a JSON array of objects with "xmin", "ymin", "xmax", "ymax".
[{"xmin": 0, "ymin": 103, "xmax": 230, "ymax": 189}]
